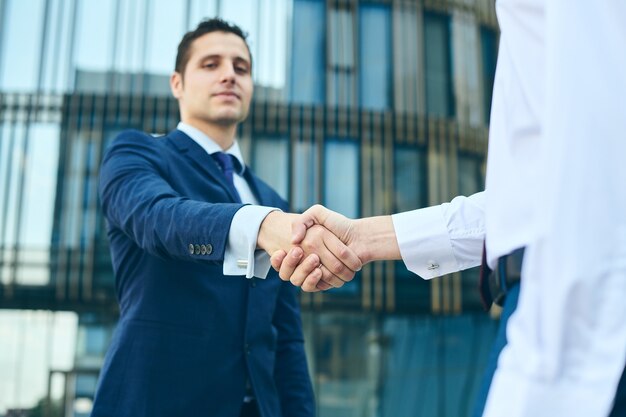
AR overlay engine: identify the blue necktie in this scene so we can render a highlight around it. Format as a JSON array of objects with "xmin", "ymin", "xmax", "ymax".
[{"xmin": 211, "ymin": 152, "xmax": 242, "ymax": 203}]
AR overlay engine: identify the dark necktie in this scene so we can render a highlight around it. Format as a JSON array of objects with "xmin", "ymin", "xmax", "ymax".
[{"xmin": 211, "ymin": 152, "xmax": 242, "ymax": 203}]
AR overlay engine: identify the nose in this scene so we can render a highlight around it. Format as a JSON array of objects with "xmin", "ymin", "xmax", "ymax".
[{"xmin": 219, "ymin": 63, "xmax": 236, "ymax": 85}]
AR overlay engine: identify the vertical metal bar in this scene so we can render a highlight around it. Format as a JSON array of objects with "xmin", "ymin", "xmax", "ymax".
[
  {"xmin": 65, "ymin": 0, "xmax": 79, "ymax": 91},
  {"xmin": 428, "ymin": 118, "xmax": 442, "ymax": 314},
  {"xmin": 81, "ymin": 94, "xmax": 104, "ymax": 301},
  {"xmin": 69, "ymin": 94, "xmax": 92, "ymax": 301},
  {"xmin": 10, "ymin": 95, "xmax": 35, "ymax": 288},
  {"xmin": 361, "ymin": 110, "xmax": 372, "ymax": 310},
  {"xmin": 0, "ymin": 112, "xmax": 17, "ymax": 294},
  {"xmin": 109, "ymin": 0, "xmax": 122, "ymax": 92},
  {"xmin": 50, "ymin": 0, "xmax": 64, "ymax": 92},
  {"xmin": 184, "ymin": 0, "xmax": 191, "ymax": 30},
  {"xmin": 36, "ymin": 0, "xmax": 52, "ymax": 93},
  {"xmin": 140, "ymin": 0, "xmax": 152, "ymax": 95}
]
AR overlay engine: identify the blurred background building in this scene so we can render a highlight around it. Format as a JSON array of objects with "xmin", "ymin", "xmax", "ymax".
[{"xmin": 0, "ymin": 0, "xmax": 499, "ymax": 415}]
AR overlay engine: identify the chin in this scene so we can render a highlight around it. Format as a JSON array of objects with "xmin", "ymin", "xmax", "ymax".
[
  {"xmin": 214, "ymin": 109, "xmax": 248, "ymax": 124},
  {"xmin": 212, "ymin": 113, "xmax": 245, "ymax": 126}
]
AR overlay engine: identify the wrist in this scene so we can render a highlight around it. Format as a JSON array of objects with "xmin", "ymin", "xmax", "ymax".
[
  {"xmin": 350, "ymin": 219, "xmax": 373, "ymax": 264},
  {"xmin": 257, "ymin": 211, "xmax": 293, "ymax": 253},
  {"xmin": 352, "ymin": 216, "xmax": 400, "ymax": 264}
]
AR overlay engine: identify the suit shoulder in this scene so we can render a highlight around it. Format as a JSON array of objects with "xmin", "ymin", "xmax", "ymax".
[
  {"xmin": 104, "ymin": 129, "xmax": 171, "ymax": 156},
  {"xmin": 110, "ymin": 129, "xmax": 164, "ymax": 147}
]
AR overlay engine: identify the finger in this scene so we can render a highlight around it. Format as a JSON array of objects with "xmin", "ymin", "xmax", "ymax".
[
  {"xmin": 322, "ymin": 230, "xmax": 362, "ymax": 272},
  {"xmin": 317, "ymin": 264, "xmax": 346, "ymax": 289},
  {"xmin": 276, "ymin": 247, "xmax": 304, "ymax": 281},
  {"xmin": 288, "ymin": 254, "xmax": 321, "ymax": 287},
  {"xmin": 301, "ymin": 267, "xmax": 324, "ymax": 292},
  {"xmin": 315, "ymin": 239, "xmax": 357, "ymax": 283},
  {"xmin": 300, "ymin": 226, "xmax": 357, "ymax": 282},
  {"xmin": 270, "ymin": 250, "xmax": 288, "ymax": 272},
  {"xmin": 315, "ymin": 280, "xmax": 333, "ymax": 291}
]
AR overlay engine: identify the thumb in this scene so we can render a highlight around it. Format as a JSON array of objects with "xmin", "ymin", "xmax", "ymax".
[{"xmin": 291, "ymin": 205, "xmax": 328, "ymax": 244}]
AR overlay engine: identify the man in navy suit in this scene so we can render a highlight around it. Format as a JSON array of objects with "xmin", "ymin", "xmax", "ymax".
[{"xmin": 92, "ymin": 18, "xmax": 361, "ymax": 417}]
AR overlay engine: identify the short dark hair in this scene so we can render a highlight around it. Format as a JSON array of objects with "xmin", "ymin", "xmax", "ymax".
[{"xmin": 174, "ymin": 17, "xmax": 252, "ymax": 76}]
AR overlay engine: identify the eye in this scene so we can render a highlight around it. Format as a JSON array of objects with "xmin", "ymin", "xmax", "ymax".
[
  {"xmin": 203, "ymin": 63, "xmax": 217, "ymax": 69},
  {"xmin": 235, "ymin": 66, "xmax": 249, "ymax": 74}
]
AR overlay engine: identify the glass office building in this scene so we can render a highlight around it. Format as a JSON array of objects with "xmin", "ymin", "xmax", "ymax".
[{"xmin": 0, "ymin": 0, "xmax": 499, "ymax": 415}]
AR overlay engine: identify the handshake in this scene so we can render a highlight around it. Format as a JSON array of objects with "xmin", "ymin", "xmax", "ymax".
[{"xmin": 257, "ymin": 205, "xmax": 401, "ymax": 292}]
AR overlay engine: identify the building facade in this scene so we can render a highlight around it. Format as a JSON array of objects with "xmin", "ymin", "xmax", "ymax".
[{"xmin": 0, "ymin": 0, "xmax": 499, "ymax": 416}]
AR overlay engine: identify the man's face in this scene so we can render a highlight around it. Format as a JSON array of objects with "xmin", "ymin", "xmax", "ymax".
[{"xmin": 171, "ymin": 31, "xmax": 253, "ymax": 127}]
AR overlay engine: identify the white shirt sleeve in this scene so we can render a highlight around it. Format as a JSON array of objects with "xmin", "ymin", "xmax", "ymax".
[
  {"xmin": 222, "ymin": 205, "xmax": 279, "ymax": 279},
  {"xmin": 392, "ymin": 191, "xmax": 486, "ymax": 279}
]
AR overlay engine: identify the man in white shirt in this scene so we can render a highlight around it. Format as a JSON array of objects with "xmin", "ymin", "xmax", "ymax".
[{"xmin": 271, "ymin": 1, "xmax": 626, "ymax": 416}]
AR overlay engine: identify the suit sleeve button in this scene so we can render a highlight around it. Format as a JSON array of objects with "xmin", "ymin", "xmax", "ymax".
[
  {"xmin": 200, "ymin": 244, "xmax": 207, "ymax": 255},
  {"xmin": 188, "ymin": 244, "xmax": 195, "ymax": 255},
  {"xmin": 206, "ymin": 244, "xmax": 213, "ymax": 255},
  {"xmin": 194, "ymin": 244, "xmax": 201, "ymax": 255}
]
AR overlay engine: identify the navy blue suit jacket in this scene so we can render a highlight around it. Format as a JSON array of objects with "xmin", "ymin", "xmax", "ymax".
[{"xmin": 92, "ymin": 129, "xmax": 314, "ymax": 417}]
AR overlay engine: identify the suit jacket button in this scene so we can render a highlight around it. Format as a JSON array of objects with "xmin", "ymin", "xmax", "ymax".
[
  {"xmin": 194, "ymin": 244, "xmax": 201, "ymax": 255},
  {"xmin": 188, "ymin": 244, "xmax": 195, "ymax": 255},
  {"xmin": 200, "ymin": 244, "xmax": 207, "ymax": 255},
  {"xmin": 206, "ymin": 244, "xmax": 213, "ymax": 255}
]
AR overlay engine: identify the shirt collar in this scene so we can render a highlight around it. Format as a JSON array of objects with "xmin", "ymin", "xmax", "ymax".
[{"xmin": 177, "ymin": 122, "xmax": 246, "ymax": 175}]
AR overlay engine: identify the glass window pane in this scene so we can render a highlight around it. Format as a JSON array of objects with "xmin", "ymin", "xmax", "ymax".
[
  {"xmin": 328, "ymin": 7, "xmax": 356, "ymax": 108},
  {"xmin": 359, "ymin": 4, "xmax": 392, "ymax": 110},
  {"xmin": 481, "ymin": 27, "xmax": 498, "ymax": 124},
  {"xmin": 74, "ymin": 0, "xmax": 116, "ymax": 73},
  {"xmin": 20, "ymin": 123, "xmax": 60, "ymax": 247},
  {"xmin": 252, "ymin": 136, "xmax": 289, "ymax": 201},
  {"xmin": 394, "ymin": 147, "xmax": 426, "ymax": 213},
  {"xmin": 424, "ymin": 12, "xmax": 454, "ymax": 118},
  {"xmin": 144, "ymin": 0, "xmax": 187, "ymax": 75},
  {"xmin": 292, "ymin": 141, "xmax": 318, "ymax": 212},
  {"xmin": 324, "ymin": 140, "xmax": 359, "ymax": 218},
  {"xmin": 0, "ymin": 0, "xmax": 46, "ymax": 91},
  {"xmin": 252, "ymin": 0, "xmax": 289, "ymax": 93},
  {"xmin": 290, "ymin": 0, "xmax": 325, "ymax": 105},
  {"xmin": 457, "ymin": 154, "xmax": 483, "ymax": 196},
  {"xmin": 15, "ymin": 123, "xmax": 60, "ymax": 284}
]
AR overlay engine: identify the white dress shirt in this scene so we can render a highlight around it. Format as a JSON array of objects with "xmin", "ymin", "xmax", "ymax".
[
  {"xmin": 177, "ymin": 122, "xmax": 277, "ymax": 279},
  {"xmin": 483, "ymin": 2, "xmax": 626, "ymax": 416},
  {"xmin": 393, "ymin": 1, "xmax": 626, "ymax": 415}
]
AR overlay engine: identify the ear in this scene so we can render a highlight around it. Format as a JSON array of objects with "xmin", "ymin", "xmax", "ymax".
[{"xmin": 170, "ymin": 72, "xmax": 183, "ymax": 99}]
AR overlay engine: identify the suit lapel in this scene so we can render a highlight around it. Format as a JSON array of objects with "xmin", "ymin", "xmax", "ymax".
[
  {"xmin": 167, "ymin": 130, "xmax": 241, "ymax": 203},
  {"xmin": 243, "ymin": 169, "xmax": 268, "ymax": 206}
]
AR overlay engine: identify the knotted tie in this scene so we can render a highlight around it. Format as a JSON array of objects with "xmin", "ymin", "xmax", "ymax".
[{"xmin": 211, "ymin": 152, "xmax": 242, "ymax": 203}]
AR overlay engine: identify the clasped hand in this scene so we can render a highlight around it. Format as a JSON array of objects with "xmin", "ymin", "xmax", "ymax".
[{"xmin": 258, "ymin": 205, "xmax": 367, "ymax": 292}]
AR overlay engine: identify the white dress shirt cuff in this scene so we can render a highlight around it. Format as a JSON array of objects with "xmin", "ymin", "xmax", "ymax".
[
  {"xmin": 223, "ymin": 205, "xmax": 280, "ymax": 279},
  {"xmin": 391, "ymin": 206, "xmax": 458, "ymax": 279}
]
